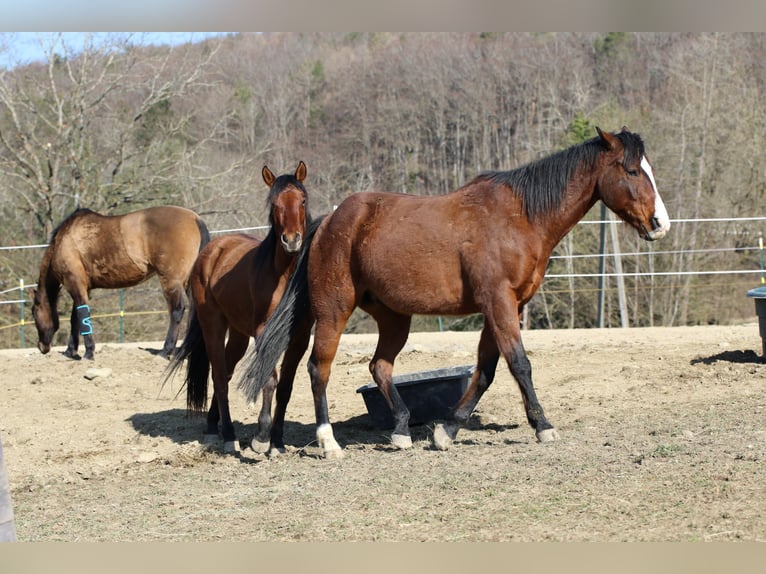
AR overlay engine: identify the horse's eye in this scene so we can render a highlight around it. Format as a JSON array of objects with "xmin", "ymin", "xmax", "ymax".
[{"xmin": 627, "ymin": 169, "xmax": 639, "ymax": 177}]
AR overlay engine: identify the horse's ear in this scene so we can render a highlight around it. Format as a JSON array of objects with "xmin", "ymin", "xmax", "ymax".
[
  {"xmin": 295, "ymin": 161, "xmax": 307, "ymax": 182},
  {"xmin": 596, "ymin": 127, "xmax": 619, "ymax": 151},
  {"xmin": 262, "ymin": 166, "xmax": 276, "ymax": 187}
]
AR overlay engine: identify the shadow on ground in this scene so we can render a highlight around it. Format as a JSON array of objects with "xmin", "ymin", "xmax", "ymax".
[
  {"xmin": 690, "ymin": 349, "xmax": 764, "ymax": 365},
  {"xmin": 127, "ymin": 409, "xmax": 520, "ymax": 455}
]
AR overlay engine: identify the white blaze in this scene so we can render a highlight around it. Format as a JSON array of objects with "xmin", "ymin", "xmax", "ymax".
[{"xmin": 641, "ymin": 156, "xmax": 670, "ymax": 238}]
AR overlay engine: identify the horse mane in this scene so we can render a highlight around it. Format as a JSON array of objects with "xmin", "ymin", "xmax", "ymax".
[
  {"xmin": 251, "ymin": 173, "xmax": 312, "ymax": 270},
  {"xmin": 41, "ymin": 208, "xmax": 98, "ymax": 289},
  {"xmin": 48, "ymin": 207, "xmax": 97, "ymax": 244},
  {"xmin": 478, "ymin": 130, "xmax": 646, "ymax": 220}
]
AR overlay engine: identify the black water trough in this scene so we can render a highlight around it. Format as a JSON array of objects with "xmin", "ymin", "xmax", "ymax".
[
  {"xmin": 356, "ymin": 365, "xmax": 474, "ymax": 429},
  {"xmin": 746, "ymin": 286, "xmax": 766, "ymax": 357}
]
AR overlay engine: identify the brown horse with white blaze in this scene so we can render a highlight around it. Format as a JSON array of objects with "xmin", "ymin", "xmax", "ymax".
[
  {"xmin": 32, "ymin": 206, "xmax": 210, "ymax": 360},
  {"xmin": 165, "ymin": 162, "xmax": 312, "ymax": 453},
  {"xmin": 242, "ymin": 127, "xmax": 671, "ymax": 458}
]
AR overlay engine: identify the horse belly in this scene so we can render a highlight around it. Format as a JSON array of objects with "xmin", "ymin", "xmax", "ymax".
[
  {"xmin": 362, "ymin": 250, "xmax": 473, "ymax": 315},
  {"xmin": 87, "ymin": 248, "xmax": 150, "ymax": 288}
]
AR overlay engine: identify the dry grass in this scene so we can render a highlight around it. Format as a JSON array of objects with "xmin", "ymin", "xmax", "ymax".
[{"xmin": 1, "ymin": 325, "xmax": 764, "ymax": 541}]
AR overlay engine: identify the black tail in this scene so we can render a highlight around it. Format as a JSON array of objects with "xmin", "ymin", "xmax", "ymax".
[
  {"xmin": 162, "ymin": 214, "xmax": 212, "ymax": 412},
  {"xmin": 164, "ymin": 303, "xmax": 210, "ymax": 413},
  {"xmin": 238, "ymin": 215, "xmax": 325, "ymax": 403},
  {"xmin": 196, "ymin": 218, "xmax": 211, "ymax": 252}
]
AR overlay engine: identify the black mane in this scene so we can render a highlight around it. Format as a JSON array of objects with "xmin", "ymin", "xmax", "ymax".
[
  {"xmin": 479, "ymin": 130, "xmax": 646, "ymax": 220},
  {"xmin": 48, "ymin": 207, "xmax": 97, "ymax": 243}
]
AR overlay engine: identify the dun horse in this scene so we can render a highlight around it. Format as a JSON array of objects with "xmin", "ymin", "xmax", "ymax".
[
  {"xmin": 166, "ymin": 162, "xmax": 312, "ymax": 453},
  {"xmin": 242, "ymin": 127, "xmax": 671, "ymax": 459},
  {"xmin": 32, "ymin": 206, "xmax": 210, "ymax": 360}
]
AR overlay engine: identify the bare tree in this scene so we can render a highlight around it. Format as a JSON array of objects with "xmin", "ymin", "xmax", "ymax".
[{"xmin": 0, "ymin": 33, "xmax": 222, "ymax": 240}]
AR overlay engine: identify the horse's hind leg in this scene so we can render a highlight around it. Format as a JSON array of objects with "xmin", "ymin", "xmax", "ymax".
[
  {"xmin": 367, "ymin": 309, "xmax": 413, "ymax": 449},
  {"xmin": 434, "ymin": 321, "xmax": 500, "ymax": 450},
  {"xmin": 160, "ymin": 283, "xmax": 185, "ymax": 359},
  {"xmin": 211, "ymin": 330, "xmax": 248, "ymax": 453},
  {"xmin": 307, "ymin": 318, "xmax": 350, "ymax": 460},
  {"xmin": 264, "ymin": 314, "xmax": 312, "ymax": 455}
]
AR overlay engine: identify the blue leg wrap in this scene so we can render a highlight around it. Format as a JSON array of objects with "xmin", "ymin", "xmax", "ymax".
[{"xmin": 76, "ymin": 304, "xmax": 93, "ymax": 336}]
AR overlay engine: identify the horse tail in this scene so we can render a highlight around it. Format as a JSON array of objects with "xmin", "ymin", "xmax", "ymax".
[
  {"xmin": 239, "ymin": 215, "xmax": 325, "ymax": 403},
  {"xmin": 196, "ymin": 217, "xmax": 211, "ymax": 252},
  {"xmin": 164, "ymin": 303, "xmax": 210, "ymax": 413}
]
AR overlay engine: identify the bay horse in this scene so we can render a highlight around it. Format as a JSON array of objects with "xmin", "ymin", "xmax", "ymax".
[
  {"xmin": 32, "ymin": 206, "xmax": 210, "ymax": 360},
  {"xmin": 165, "ymin": 162, "xmax": 312, "ymax": 453},
  {"xmin": 241, "ymin": 127, "xmax": 671, "ymax": 459}
]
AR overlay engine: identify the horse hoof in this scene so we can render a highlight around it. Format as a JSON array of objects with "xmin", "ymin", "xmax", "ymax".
[
  {"xmin": 223, "ymin": 440, "xmax": 240, "ymax": 453},
  {"xmin": 250, "ymin": 438, "xmax": 271, "ymax": 454},
  {"xmin": 432, "ymin": 423, "xmax": 456, "ymax": 451},
  {"xmin": 323, "ymin": 447, "xmax": 345, "ymax": 460},
  {"xmin": 202, "ymin": 434, "xmax": 219, "ymax": 445},
  {"xmin": 391, "ymin": 434, "xmax": 412, "ymax": 450},
  {"xmin": 536, "ymin": 428, "xmax": 560, "ymax": 443},
  {"xmin": 268, "ymin": 446, "xmax": 286, "ymax": 457}
]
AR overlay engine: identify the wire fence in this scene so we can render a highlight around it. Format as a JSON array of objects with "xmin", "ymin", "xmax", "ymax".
[{"xmin": 1, "ymin": 217, "xmax": 765, "ymax": 349}]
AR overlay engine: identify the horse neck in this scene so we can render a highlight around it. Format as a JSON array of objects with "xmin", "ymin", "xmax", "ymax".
[
  {"xmin": 532, "ymin": 170, "xmax": 601, "ymax": 251},
  {"xmin": 272, "ymin": 234, "xmax": 298, "ymax": 278},
  {"xmin": 255, "ymin": 222, "xmax": 291, "ymax": 278},
  {"xmin": 37, "ymin": 254, "xmax": 61, "ymax": 317}
]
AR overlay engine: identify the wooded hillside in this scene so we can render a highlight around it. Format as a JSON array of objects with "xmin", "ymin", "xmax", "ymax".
[{"xmin": 1, "ymin": 32, "xmax": 765, "ymax": 342}]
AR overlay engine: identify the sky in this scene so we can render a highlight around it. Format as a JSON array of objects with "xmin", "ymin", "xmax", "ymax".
[{"xmin": 0, "ymin": 32, "xmax": 229, "ymax": 69}]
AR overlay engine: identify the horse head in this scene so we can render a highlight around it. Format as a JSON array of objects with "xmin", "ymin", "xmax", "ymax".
[
  {"xmin": 595, "ymin": 127, "xmax": 670, "ymax": 242},
  {"xmin": 31, "ymin": 286, "xmax": 59, "ymax": 354},
  {"xmin": 262, "ymin": 161, "xmax": 309, "ymax": 254}
]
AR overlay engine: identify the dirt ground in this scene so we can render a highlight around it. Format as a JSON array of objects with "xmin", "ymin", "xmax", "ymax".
[{"xmin": 0, "ymin": 323, "xmax": 764, "ymax": 542}]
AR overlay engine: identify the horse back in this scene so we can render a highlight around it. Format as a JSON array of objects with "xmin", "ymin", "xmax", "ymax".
[
  {"xmin": 48, "ymin": 210, "xmax": 140, "ymax": 290},
  {"xmin": 318, "ymin": 187, "xmax": 511, "ymax": 265},
  {"xmin": 121, "ymin": 206, "xmax": 208, "ymax": 285},
  {"xmin": 311, "ymin": 187, "xmax": 536, "ymax": 315}
]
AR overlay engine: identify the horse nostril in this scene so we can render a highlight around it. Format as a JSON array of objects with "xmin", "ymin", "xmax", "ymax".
[
  {"xmin": 281, "ymin": 233, "xmax": 302, "ymax": 252},
  {"xmin": 650, "ymin": 216, "xmax": 661, "ymax": 231}
]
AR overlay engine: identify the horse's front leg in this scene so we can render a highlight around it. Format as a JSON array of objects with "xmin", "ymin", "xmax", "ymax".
[
  {"xmin": 64, "ymin": 304, "xmax": 83, "ymax": 359},
  {"xmin": 215, "ymin": 388, "xmax": 237, "ymax": 453},
  {"xmin": 433, "ymin": 321, "xmax": 499, "ymax": 450},
  {"xmin": 487, "ymin": 296, "xmax": 558, "ymax": 442},
  {"xmin": 204, "ymin": 398, "xmax": 220, "ymax": 439},
  {"xmin": 259, "ymin": 318, "xmax": 311, "ymax": 455},
  {"xmin": 76, "ymin": 303, "xmax": 96, "ymax": 360},
  {"xmin": 250, "ymin": 371, "xmax": 275, "ymax": 453},
  {"xmin": 507, "ymin": 341, "xmax": 558, "ymax": 443}
]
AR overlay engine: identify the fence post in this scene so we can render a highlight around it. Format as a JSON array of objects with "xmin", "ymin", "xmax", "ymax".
[
  {"xmin": 597, "ymin": 204, "xmax": 607, "ymax": 328},
  {"xmin": 19, "ymin": 279, "xmax": 25, "ymax": 349},
  {"xmin": 119, "ymin": 289, "xmax": 125, "ymax": 343}
]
